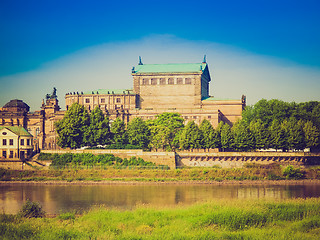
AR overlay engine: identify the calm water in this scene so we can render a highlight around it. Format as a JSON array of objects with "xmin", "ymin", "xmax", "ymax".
[{"xmin": 0, "ymin": 183, "xmax": 319, "ymax": 214}]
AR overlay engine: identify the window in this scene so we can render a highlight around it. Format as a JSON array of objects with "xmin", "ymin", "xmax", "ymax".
[
  {"xmin": 177, "ymin": 78, "xmax": 183, "ymax": 84},
  {"xmin": 151, "ymin": 78, "xmax": 157, "ymax": 85},
  {"xmin": 9, "ymin": 139, "xmax": 13, "ymax": 146},
  {"xmin": 160, "ymin": 78, "xmax": 166, "ymax": 85},
  {"xmin": 185, "ymin": 78, "xmax": 192, "ymax": 84},
  {"xmin": 2, "ymin": 139, "xmax": 7, "ymax": 146},
  {"xmin": 36, "ymin": 128, "xmax": 40, "ymax": 136},
  {"xmin": 142, "ymin": 78, "xmax": 149, "ymax": 85},
  {"xmin": 85, "ymin": 98, "xmax": 90, "ymax": 103},
  {"xmin": 9, "ymin": 151, "xmax": 13, "ymax": 158},
  {"xmin": 116, "ymin": 98, "xmax": 121, "ymax": 103},
  {"xmin": 101, "ymin": 98, "xmax": 105, "ymax": 103},
  {"xmin": 27, "ymin": 139, "xmax": 30, "ymax": 146},
  {"xmin": 208, "ymin": 116, "xmax": 211, "ymax": 119},
  {"xmin": 21, "ymin": 139, "xmax": 24, "ymax": 146},
  {"xmin": 168, "ymin": 78, "xmax": 174, "ymax": 84},
  {"xmin": 2, "ymin": 151, "xmax": 6, "ymax": 158}
]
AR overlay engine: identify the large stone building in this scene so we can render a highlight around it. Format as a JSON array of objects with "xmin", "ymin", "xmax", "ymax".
[
  {"xmin": 0, "ymin": 58, "xmax": 245, "ymax": 153},
  {"xmin": 65, "ymin": 58, "xmax": 245, "ymax": 127}
]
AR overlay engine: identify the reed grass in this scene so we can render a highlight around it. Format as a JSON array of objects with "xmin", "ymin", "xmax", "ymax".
[
  {"xmin": 2, "ymin": 163, "xmax": 319, "ymax": 182},
  {"xmin": 0, "ymin": 198, "xmax": 319, "ymax": 239}
]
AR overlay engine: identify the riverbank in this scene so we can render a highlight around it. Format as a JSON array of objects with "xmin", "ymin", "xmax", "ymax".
[
  {"xmin": 1, "ymin": 164, "xmax": 319, "ymax": 183},
  {"xmin": 1, "ymin": 198, "xmax": 319, "ymax": 240},
  {"xmin": 1, "ymin": 179, "xmax": 320, "ymax": 185}
]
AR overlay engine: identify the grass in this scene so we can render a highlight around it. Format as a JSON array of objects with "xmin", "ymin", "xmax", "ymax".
[
  {"xmin": 0, "ymin": 198, "xmax": 319, "ymax": 239},
  {"xmin": 0, "ymin": 163, "xmax": 319, "ymax": 182}
]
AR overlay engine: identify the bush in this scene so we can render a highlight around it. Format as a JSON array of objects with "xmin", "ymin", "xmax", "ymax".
[
  {"xmin": 18, "ymin": 200, "xmax": 45, "ymax": 218},
  {"xmin": 58, "ymin": 212, "xmax": 75, "ymax": 221},
  {"xmin": 283, "ymin": 165, "xmax": 305, "ymax": 180}
]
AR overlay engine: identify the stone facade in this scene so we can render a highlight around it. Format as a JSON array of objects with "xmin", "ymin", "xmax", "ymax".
[
  {"xmin": 65, "ymin": 60, "xmax": 245, "ymax": 127},
  {"xmin": 0, "ymin": 59, "xmax": 245, "ymax": 151}
]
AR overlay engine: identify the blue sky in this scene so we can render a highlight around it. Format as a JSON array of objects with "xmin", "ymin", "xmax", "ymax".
[{"xmin": 1, "ymin": 0, "xmax": 320, "ymax": 110}]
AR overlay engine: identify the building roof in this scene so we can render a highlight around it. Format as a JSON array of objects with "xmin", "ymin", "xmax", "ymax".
[
  {"xmin": 82, "ymin": 89, "xmax": 134, "ymax": 95},
  {"xmin": 0, "ymin": 126, "xmax": 33, "ymax": 137},
  {"xmin": 2, "ymin": 99, "xmax": 30, "ymax": 112},
  {"xmin": 133, "ymin": 63, "xmax": 208, "ymax": 74}
]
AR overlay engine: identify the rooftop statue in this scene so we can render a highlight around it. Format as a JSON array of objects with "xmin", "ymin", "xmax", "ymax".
[{"xmin": 46, "ymin": 87, "xmax": 57, "ymax": 100}]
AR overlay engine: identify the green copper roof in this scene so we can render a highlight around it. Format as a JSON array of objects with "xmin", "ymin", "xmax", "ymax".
[
  {"xmin": 133, "ymin": 63, "xmax": 208, "ymax": 73},
  {"xmin": 83, "ymin": 89, "xmax": 134, "ymax": 95},
  {"xmin": 0, "ymin": 126, "xmax": 33, "ymax": 137}
]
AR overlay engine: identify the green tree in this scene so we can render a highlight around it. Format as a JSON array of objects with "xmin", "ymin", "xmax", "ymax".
[
  {"xmin": 303, "ymin": 120, "xmax": 319, "ymax": 149},
  {"xmin": 232, "ymin": 121, "xmax": 255, "ymax": 151},
  {"xmin": 287, "ymin": 118, "xmax": 306, "ymax": 151},
  {"xmin": 220, "ymin": 122, "xmax": 234, "ymax": 151},
  {"xmin": 249, "ymin": 119, "xmax": 270, "ymax": 150},
  {"xmin": 269, "ymin": 119, "xmax": 287, "ymax": 151},
  {"xmin": 84, "ymin": 106, "xmax": 111, "ymax": 147},
  {"xmin": 179, "ymin": 121, "xmax": 202, "ymax": 150},
  {"xmin": 110, "ymin": 118, "xmax": 127, "ymax": 146},
  {"xmin": 126, "ymin": 117, "xmax": 150, "ymax": 150},
  {"xmin": 149, "ymin": 113, "xmax": 184, "ymax": 151},
  {"xmin": 199, "ymin": 119, "xmax": 219, "ymax": 149},
  {"xmin": 55, "ymin": 103, "xmax": 90, "ymax": 149},
  {"xmin": 241, "ymin": 105, "xmax": 255, "ymax": 125}
]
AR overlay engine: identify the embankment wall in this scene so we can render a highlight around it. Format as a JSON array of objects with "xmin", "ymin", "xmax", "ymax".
[
  {"xmin": 176, "ymin": 151, "xmax": 320, "ymax": 168},
  {"xmin": 1, "ymin": 150, "xmax": 319, "ymax": 170}
]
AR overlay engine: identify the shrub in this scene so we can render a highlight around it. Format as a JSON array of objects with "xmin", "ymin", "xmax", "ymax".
[
  {"xmin": 18, "ymin": 200, "xmax": 45, "ymax": 218},
  {"xmin": 283, "ymin": 165, "xmax": 305, "ymax": 180},
  {"xmin": 58, "ymin": 212, "xmax": 75, "ymax": 221},
  {"xmin": 267, "ymin": 173, "xmax": 283, "ymax": 180}
]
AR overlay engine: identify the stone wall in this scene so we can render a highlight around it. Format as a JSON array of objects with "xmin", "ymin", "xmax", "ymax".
[
  {"xmin": 0, "ymin": 160, "xmax": 35, "ymax": 170},
  {"xmin": 176, "ymin": 151, "xmax": 320, "ymax": 168},
  {"xmin": 1, "ymin": 150, "xmax": 320, "ymax": 170},
  {"xmin": 134, "ymin": 73, "xmax": 203, "ymax": 110}
]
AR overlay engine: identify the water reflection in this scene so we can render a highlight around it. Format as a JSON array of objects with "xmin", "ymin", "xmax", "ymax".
[{"xmin": 0, "ymin": 183, "xmax": 319, "ymax": 214}]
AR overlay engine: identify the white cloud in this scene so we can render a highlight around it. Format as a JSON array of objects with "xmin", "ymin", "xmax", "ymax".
[{"xmin": 1, "ymin": 34, "xmax": 320, "ymax": 111}]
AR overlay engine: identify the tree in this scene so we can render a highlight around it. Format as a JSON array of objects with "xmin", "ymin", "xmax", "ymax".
[
  {"xmin": 84, "ymin": 106, "xmax": 111, "ymax": 147},
  {"xmin": 219, "ymin": 122, "xmax": 234, "ymax": 151},
  {"xmin": 126, "ymin": 117, "xmax": 150, "ymax": 150},
  {"xmin": 149, "ymin": 113, "xmax": 184, "ymax": 151},
  {"xmin": 303, "ymin": 120, "xmax": 319, "ymax": 149},
  {"xmin": 269, "ymin": 119, "xmax": 287, "ymax": 151},
  {"xmin": 179, "ymin": 121, "xmax": 202, "ymax": 150},
  {"xmin": 110, "ymin": 118, "xmax": 127, "ymax": 146},
  {"xmin": 232, "ymin": 121, "xmax": 255, "ymax": 151},
  {"xmin": 287, "ymin": 118, "xmax": 306, "ymax": 151},
  {"xmin": 199, "ymin": 119, "xmax": 219, "ymax": 149},
  {"xmin": 55, "ymin": 103, "xmax": 90, "ymax": 149},
  {"xmin": 249, "ymin": 119, "xmax": 270, "ymax": 150}
]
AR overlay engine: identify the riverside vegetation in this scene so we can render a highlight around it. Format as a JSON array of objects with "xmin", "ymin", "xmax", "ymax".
[
  {"xmin": 0, "ymin": 198, "xmax": 319, "ymax": 239},
  {"xmin": 1, "ymin": 153, "xmax": 319, "ymax": 182}
]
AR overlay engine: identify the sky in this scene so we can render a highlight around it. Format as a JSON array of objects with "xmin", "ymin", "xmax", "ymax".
[{"xmin": 0, "ymin": 0, "xmax": 320, "ymax": 111}]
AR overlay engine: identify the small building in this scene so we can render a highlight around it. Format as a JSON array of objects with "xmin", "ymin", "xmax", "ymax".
[{"xmin": 0, "ymin": 126, "xmax": 33, "ymax": 160}]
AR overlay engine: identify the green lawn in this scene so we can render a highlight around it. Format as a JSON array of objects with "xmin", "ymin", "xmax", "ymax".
[{"xmin": 1, "ymin": 198, "xmax": 319, "ymax": 239}]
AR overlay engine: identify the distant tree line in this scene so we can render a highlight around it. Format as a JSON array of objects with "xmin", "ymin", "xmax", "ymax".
[{"xmin": 55, "ymin": 100, "xmax": 320, "ymax": 152}]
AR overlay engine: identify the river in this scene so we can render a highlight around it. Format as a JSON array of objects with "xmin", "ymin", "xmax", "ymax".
[{"xmin": 0, "ymin": 183, "xmax": 319, "ymax": 214}]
